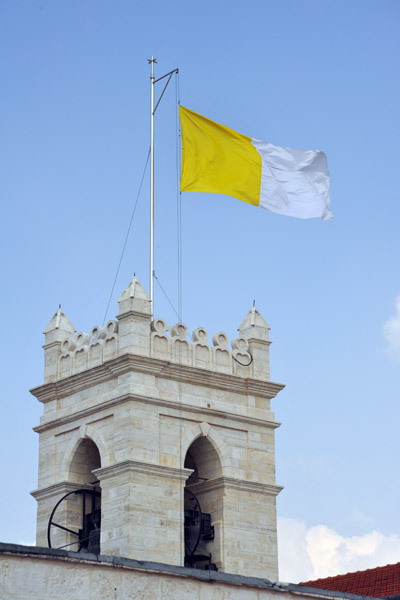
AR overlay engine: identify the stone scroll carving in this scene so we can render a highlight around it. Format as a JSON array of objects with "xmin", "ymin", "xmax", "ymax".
[
  {"xmin": 212, "ymin": 332, "xmax": 231, "ymax": 373},
  {"xmin": 88, "ymin": 326, "xmax": 106, "ymax": 368},
  {"xmin": 192, "ymin": 328, "xmax": 211, "ymax": 370},
  {"xmin": 59, "ymin": 338, "xmax": 74, "ymax": 379},
  {"xmin": 104, "ymin": 320, "xmax": 119, "ymax": 361},
  {"xmin": 170, "ymin": 323, "xmax": 190, "ymax": 365},
  {"xmin": 149, "ymin": 320, "xmax": 254, "ymax": 376},
  {"xmin": 151, "ymin": 318, "xmax": 169, "ymax": 359},
  {"xmin": 56, "ymin": 314, "xmax": 255, "ymax": 380},
  {"xmin": 231, "ymin": 337, "xmax": 252, "ymax": 375},
  {"xmin": 58, "ymin": 320, "xmax": 119, "ymax": 379}
]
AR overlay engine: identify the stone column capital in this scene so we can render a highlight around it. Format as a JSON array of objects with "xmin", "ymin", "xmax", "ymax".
[{"xmin": 93, "ymin": 460, "xmax": 193, "ymax": 483}]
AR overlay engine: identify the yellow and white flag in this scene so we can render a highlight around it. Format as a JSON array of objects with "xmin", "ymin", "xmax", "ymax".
[{"xmin": 180, "ymin": 106, "xmax": 332, "ymax": 220}]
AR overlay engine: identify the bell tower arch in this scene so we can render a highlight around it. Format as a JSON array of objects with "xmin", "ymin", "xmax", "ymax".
[
  {"xmin": 184, "ymin": 434, "xmax": 222, "ymax": 569},
  {"xmin": 31, "ymin": 276, "xmax": 284, "ymax": 579},
  {"xmin": 68, "ymin": 438, "xmax": 101, "ymax": 484}
]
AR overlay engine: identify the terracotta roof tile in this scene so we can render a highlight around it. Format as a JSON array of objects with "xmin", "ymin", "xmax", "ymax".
[{"xmin": 299, "ymin": 563, "xmax": 400, "ymax": 598}]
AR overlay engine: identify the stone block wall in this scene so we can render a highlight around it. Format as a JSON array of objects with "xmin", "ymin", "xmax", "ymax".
[{"xmin": 0, "ymin": 546, "xmax": 360, "ymax": 600}]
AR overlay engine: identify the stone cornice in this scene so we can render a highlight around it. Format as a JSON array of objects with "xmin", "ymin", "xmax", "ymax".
[
  {"xmin": 42, "ymin": 340, "xmax": 62, "ymax": 350},
  {"xmin": 117, "ymin": 310, "xmax": 151, "ymax": 322},
  {"xmin": 30, "ymin": 353, "xmax": 285, "ymax": 404},
  {"xmin": 94, "ymin": 461, "xmax": 192, "ymax": 482},
  {"xmin": 33, "ymin": 392, "xmax": 281, "ymax": 434},
  {"xmin": 189, "ymin": 477, "xmax": 283, "ymax": 497},
  {"xmin": 246, "ymin": 338, "xmax": 272, "ymax": 346},
  {"xmin": 30, "ymin": 481, "xmax": 93, "ymax": 501}
]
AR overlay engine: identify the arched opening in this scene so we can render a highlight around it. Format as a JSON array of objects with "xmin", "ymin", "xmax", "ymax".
[
  {"xmin": 68, "ymin": 438, "xmax": 101, "ymax": 484},
  {"xmin": 48, "ymin": 438, "xmax": 102, "ymax": 553},
  {"xmin": 184, "ymin": 436, "xmax": 222, "ymax": 570}
]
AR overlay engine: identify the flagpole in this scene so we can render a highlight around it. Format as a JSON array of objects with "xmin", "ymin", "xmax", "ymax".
[
  {"xmin": 149, "ymin": 56, "xmax": 156, "ymax": 313},
  {"xmin": 148, "ymin": 57, "xmax": 178, "ymax": 314}
]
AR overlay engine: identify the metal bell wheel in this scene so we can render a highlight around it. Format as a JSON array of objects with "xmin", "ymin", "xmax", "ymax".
[
  {"xmin": 47, "ymin": 487, "xmax": 101, "ymax": 554},
  {"xmin": 184, "ymin": 487, "xmax": 217, "ymax": 570}
]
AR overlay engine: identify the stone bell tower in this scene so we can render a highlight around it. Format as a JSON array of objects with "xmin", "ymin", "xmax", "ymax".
[{"xmin": 31, "ymin": 276, "xmax": 284, "ymax": 579}]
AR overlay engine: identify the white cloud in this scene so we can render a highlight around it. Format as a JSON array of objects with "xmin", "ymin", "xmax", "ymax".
[
  {"xmin": 383, "ymin": 295, "xmax": 400, "ymax": 360},
  {"xmin": 278, "ymin": 517, "xmax": 400, "ymax": 584}
]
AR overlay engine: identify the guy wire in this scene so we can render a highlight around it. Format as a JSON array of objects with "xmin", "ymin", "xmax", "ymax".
[
  {"xmin": 154, "ymin": 273, "xmax": 193, "ymax": 342},
  {"xmin": 175, "ymin": 70, "xmax": 185, "ymax": 566},
  {"xmin": 102, "ymin": 149, "xmax": 150, "ymax": 327}
]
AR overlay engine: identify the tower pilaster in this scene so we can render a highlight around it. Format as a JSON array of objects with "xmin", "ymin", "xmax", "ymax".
[{"xmin": 43, "ymin": 308, "xmax": 76, "ymax": 383}]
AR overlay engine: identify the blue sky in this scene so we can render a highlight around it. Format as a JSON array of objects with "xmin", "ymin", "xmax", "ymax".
[{"xmin": 1, "ymin": 0, "xmax": 399, "ymax": 582}]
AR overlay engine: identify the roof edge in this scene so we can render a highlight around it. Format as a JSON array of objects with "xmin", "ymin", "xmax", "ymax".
[{"xmin": 0, "ymin": 543, "xmax": 383, "ymax": 599}]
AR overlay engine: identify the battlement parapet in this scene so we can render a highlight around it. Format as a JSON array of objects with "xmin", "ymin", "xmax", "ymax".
[
  {"xmin": 56, "ymin": 318, "xmax": 260, "ymax": 380},
  {"xmin": 42, "ymin": 277, "xmax": 271, "ymax": 384}
]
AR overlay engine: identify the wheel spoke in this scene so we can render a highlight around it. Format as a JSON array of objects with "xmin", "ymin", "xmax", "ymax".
[
  {"xmin": 50, "ymin": 521, "xmax": 80, "ymax": 537},
  {"xmin": 57, "ymin": 539, "xmax": 84, "ymax": 550},
  {"xmin": 47, "ymin": 487, "xmax": 101, "ymax": 550}
]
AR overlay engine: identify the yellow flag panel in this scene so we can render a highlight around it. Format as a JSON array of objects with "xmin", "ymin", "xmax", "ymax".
[{"xmin": 180, "ymin": 106, "xmax": 261, "ymax": 206}]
